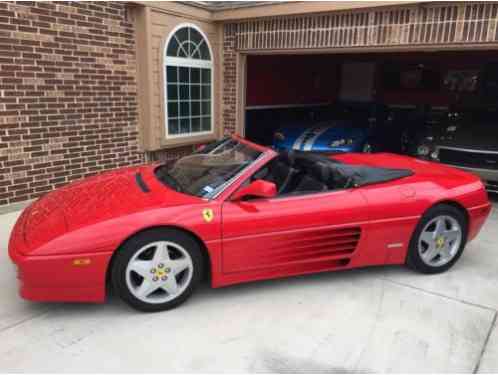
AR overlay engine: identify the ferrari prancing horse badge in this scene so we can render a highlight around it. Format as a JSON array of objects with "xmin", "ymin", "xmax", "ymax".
[{"xmin": 202, "ymin": 208, "xmax": 214, "ymax": 222}]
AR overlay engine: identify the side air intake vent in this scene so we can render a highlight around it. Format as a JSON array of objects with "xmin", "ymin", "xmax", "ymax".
[
  {"xmin": 260, "ymin": 226, "xmax": 362, "ymax": 265},
  {"xmin": 279, "ymin": 227, "xmax": 361, "ymax": 262},
  {"xmin": 223, "ymin": 226, "xmax": 361, "ymax": 272}
]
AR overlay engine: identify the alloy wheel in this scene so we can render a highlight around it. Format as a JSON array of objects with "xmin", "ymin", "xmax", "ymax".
[
  {"xmin": 418, "ymin": 215, "xmax": 463, "ymax": 267},
  {"xmin": 125, "ymin": 241, "xmax": 193, "ymax": 304}
]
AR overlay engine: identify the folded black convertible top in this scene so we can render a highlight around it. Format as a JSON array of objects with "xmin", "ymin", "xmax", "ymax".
[
  {"xmin": 332, "ymin": 164, "xmax": 414, "ymax": 187},
  {"xmin": 288, "ymin": 151, "xmax": 413, "ymax": 188}
]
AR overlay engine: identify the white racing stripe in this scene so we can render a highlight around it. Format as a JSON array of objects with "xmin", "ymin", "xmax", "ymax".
[
  {"xmin": 303, "ymin": 126, "xmax": 331, "ymax": 151},
  {"xmin": 292, "ymin": 127, "xmax": 314, "ymax": 150}
]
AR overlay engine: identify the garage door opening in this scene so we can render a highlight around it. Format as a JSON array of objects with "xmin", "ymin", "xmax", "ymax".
[{"xmin": 244, "ymin": 51, "xmax": 498, "ymax": 158}]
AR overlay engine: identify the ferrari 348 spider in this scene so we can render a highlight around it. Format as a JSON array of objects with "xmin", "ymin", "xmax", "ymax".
[{"xmin": 9, "ymin": 136, "xmax": 491, "ymax": 312}]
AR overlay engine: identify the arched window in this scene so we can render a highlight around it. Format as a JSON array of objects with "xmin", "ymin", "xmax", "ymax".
[{"xmin": 164, "ymin": 25, "xmax": 213, "ymax": 138}]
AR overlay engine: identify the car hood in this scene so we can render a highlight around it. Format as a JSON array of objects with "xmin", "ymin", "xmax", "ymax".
[
  {"xmin": 16, "ymin": 165, "xmax": 201, "ymax": 252},
  {"xmin": 276, "ymin": 121, "xmax": 368, "ymax": 150},
  {"xmin": 432, "ymin": 123, "xmax": 498, "ymax": 151}
]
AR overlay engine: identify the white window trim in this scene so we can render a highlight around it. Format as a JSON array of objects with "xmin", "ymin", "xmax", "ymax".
[
  {"xmin": 164, "ymin": 23, "xmax": 214, "ymax": 140},
  {"xmin": 166, "ymin": 57, "xmax": 212, "ymax": 69}
]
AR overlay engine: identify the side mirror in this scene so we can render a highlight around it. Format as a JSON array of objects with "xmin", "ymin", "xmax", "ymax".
[{"xmin": 231, "ymin": 180, "xmax": 277, "ymax": 201}]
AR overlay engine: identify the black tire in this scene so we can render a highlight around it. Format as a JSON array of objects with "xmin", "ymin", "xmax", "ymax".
[
  {"xmin": 111, "ymin": 229, "xmax": 204, "ymax": 312},
  {"xmin": 406, "ymin": 204, "xmax": 468, "ymax": 274}
]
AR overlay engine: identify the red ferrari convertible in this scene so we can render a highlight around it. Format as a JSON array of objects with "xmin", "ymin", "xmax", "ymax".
[{"xmin": 9, "ymin": 136, "xmax": 491, "ymax": 311}]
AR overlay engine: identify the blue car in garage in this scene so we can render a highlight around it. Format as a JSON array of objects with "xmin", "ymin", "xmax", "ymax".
[
  {"xmin": 272, "ymin": 103, "xmax": 381, "ymax": 153},
  {"xmin": 273, "ymin": 120, "xmax": 373, "ymax": 153}
]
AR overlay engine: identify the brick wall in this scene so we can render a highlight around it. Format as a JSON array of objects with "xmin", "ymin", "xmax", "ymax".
[
  {"xmin": 0, "ymin": 1, "xmax": 143, "ymax": 207},
  {"xmin": 149, "ymin": 145, "xmax": 195, "ymax": 163},
  {"xmin": 221, "ymin": 23, "xmax": 236, "ymax": 136},
  {"xmin": 232, "ymin": 3, "xmax": 498, "ymax": 51}
]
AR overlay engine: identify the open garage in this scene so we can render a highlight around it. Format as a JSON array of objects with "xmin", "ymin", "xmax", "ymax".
[{"xmin": 243, "ymin": 50, "xmax": 498, "ymax": 191}]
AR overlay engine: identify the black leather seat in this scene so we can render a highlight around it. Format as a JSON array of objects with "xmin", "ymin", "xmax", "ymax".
[
  {"xmin": 266, "ymin": 161, "xmax": 295, "ymax": 194},
  {"xmin": 278, "ymin": 150, "xmax": 296, "ymax": 167},
  {"xmin": 293, "ymin": 174, "xmax": 328, "ymax": 193},
  {"xmin": 254, "ymin": 151, "xmax": 343, "ymax": 196},
  {"xmin": 292, "ymin": 159, "xmax": 329, "ymax": 193}
]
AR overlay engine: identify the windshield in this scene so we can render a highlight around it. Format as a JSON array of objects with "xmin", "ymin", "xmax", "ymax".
[{"xmin": 155, "ymin": 138, "xmax": 262, "ymax": 198}]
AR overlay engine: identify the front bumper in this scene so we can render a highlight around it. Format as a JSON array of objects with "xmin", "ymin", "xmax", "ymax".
[
  {"xmin": 9, "ymin": 247, "xmax": 112, "ymax": 303},
  {"xmin": 9, "ymin": 218, "xmax": 113, "ymax": 304}
]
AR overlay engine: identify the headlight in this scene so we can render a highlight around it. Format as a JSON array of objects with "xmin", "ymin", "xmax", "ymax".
[
  {"xmin": 331, "ymin": 139, "xmax": 354, "ymax": 147},
  {"xmin": 431, "ymin": 150, "xmax": 439, "ymax": 160},
  {"xmin": 417, "ymin": 145, "xmax": 431, "ymax": 156},
  {"xmin": 274, "ymin": 132, "xmax": 285, "ymax": 141},
  {"xmin": 331, "ymin": 139, "xmax": 345, "ymax": 147}
]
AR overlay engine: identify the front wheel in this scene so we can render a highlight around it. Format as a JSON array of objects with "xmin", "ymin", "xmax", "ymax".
[
  {"xmin": 111, "ymin": 229, "xmax": 204, "ymax": 312},
  {"xmin": 406, "ymin": 204, "xmax": 467, "ymax": 274}
]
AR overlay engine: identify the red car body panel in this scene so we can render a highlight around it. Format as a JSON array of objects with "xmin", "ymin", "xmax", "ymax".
[{"xmin": 8, "ymin": 137, "xmax": 492, "ymax": 303}]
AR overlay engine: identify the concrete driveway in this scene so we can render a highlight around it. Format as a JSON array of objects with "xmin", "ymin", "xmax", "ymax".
[{"xmin": 0, "ymin": 200, "xmax": 497, "ymax": 373}]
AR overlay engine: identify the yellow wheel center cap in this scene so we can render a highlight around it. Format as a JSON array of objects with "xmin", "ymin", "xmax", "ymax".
[{"xmin": 436, "ymin": 236, "xmax": 445, "ymax": 248}]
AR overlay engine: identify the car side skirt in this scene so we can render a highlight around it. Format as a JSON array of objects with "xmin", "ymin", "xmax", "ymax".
[{"xmin": 210, "ymin": 216, "xmax": 421, "ymax": 288}]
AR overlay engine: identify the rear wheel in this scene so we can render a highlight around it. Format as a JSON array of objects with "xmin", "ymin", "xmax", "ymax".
[
  {"xmin": 406, "ymin": 204, "xmax": 467, "ymax": 274},
  {"xmin": 111, "ymin": 229, "xmax": 204, "ymax": 312}
]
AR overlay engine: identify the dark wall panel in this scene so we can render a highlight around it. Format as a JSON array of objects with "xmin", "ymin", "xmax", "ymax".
[{"xmin": 246, "ymin": 55, "xmax": 339, "ymax": 107}]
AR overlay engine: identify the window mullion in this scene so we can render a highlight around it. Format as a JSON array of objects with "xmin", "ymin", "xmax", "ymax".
[
  {"xmin": 174, "ymin": 35, "xmax": 187, "ymax": 57},
  {"xmin": 176, "ymin": 66, "xmax": 180, "ymax": 135},
  {"xmin": 189, "ymin": 67, "xmax": 192, "ymax": 135},
  {"xmin": 191, "ymin": 39, "xmax": 205, "ymax": 59},
  {"xmin": 187, "ymin": 27, "xmax": 191, "ymax": 57}
]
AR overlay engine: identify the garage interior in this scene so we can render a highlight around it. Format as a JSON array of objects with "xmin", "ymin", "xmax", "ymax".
[{"xmin": 244, "ymin": 50, "xmax": 498, "ymax": 155}]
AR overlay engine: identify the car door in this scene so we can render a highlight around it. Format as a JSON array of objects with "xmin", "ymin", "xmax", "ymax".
[{"xmin": 221, "ymin": 189, "xmax": 369, "ymax": 273}]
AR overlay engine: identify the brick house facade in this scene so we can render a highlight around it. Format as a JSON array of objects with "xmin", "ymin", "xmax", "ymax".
[
  {"xmin": 2, "ymin": 1, "xmax": 498, "ymax": 209},
  {"xmin": 0, "ymin": 1, "xmax": 142, "ymax": 207}
]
